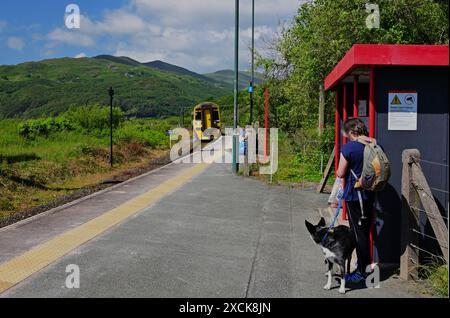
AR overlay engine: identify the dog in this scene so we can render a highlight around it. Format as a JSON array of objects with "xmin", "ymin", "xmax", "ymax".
[{"xmin": 305, "ymin": 217, "xmax": 356, "ymax": 294}]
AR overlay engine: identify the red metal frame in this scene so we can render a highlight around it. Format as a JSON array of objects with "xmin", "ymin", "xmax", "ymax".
[
  {"xmin": 369, "ymin": 67, "xmax": 375, "ymax": 139},
  {"xmin": 353, "ymin": 75, "xmax": 359, "ymax": 118},
  {"xmin": 335, "ymin": 88, "xmax": 340, "ymax": 175},
  {"xmin": 342, "ymin": 84, "xmax": 348, "ymax": 220},
  {"xmin": 325, "ymin": 44, "xmax": 449, "ymax": 91},
  {"xmin": 343, "ymin": 84, "xmax": 348, "ymax": 144}
]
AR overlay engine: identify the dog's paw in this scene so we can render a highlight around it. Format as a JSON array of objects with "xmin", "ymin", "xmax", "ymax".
[
  {"xmin": 338, "ymin": 287, "xmax": 346, "ymax": 294},
  {"xmin": 323, "ymin": 284, "xmax": 331, "ymax": 290}
]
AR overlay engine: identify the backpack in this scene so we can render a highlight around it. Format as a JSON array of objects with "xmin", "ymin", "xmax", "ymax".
[{"xmin": 354, "ymin": 138, "xmax": 391, "ymax": 192}]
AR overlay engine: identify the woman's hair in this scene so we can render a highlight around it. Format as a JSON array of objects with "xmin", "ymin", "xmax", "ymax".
[{"xmin": 343, "ymin": 118, "xmax": 368, "ymax": 137}]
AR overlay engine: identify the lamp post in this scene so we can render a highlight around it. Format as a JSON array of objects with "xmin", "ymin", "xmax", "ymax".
[
  {"xmin": 108, "ymin": 86, "xmax": 114, "ymax": 168},
  {"xmin": 232, "ymin": 0, "xmax": 240, "ymax": 174},
  {"xmin": 249, "ymin": 0, "xmax": 255, "ymax": 125}
]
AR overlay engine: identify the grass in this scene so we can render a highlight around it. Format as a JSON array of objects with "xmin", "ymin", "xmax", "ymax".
[
  {"xmin": 0, "ymin": 116, "xmax": 174, "ymax": 221},
  {"xmin": 418, "ymin": 257, "xmax": 449, "ymax": 297},
  {"xmin": 213, "ymin": 90, "xmax": 336, "ymax": 187},
  {"xmin": 251, "ymin": 130, "xmax": 335, "ymax": 187}
]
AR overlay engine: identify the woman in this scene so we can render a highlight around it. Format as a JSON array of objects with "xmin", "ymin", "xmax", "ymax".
[{"xmin": 336, "ymin": 118, "xmax": 375, "ymax": 284}]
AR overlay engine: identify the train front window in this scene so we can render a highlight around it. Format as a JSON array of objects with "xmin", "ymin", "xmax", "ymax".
[
  {"xmin": 212, "ymin": 110, "xmax": 219, "ymax": 122},
  {"xmin": 195, "ymin": 111, "xmax": 202, "ymax": 121}
]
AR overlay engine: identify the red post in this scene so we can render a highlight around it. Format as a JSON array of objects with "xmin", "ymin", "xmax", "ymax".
[
  {"xmin": 342, "ymin": 84, "xmax": 348, "ymax": 221},
  {"xmin": 343, "ymin": 84, "xmax": 348, "ymax": 144},
  {"xmin": 353, "ymin": 75, "xmax": 359, "ymax": 118},
  {"xmin": 334, "ymin": 88, "xmax": 340, "ymax": 175},
  {"xmin": 264, "ymin": 87, "xmax": 269, "ymax": 160},
  {"xmin": 369, "ymin": 67, "xmax": 375, "ymax": 138}
]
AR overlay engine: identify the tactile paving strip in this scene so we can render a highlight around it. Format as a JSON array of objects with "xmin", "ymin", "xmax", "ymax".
[{"xmin": 0, "ymin": 163, "xmax": 208, "ymax": 294}]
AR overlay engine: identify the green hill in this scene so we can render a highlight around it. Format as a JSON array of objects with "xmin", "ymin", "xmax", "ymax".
[
  {"xmin": 0, "ymin": 57, "xmax": 231, "ymax": 119},
  {"xmin": 95, "ymin": 55, "xmax": 264, "ymax": 90},
  {"xmin": 203, "ymin": 70, "xmax": 264, "ymax": 91},
  {"xmin": 94, "ymin": 56, "xmax": 211, "ymax": 82},
  {"xmin": 93, "ymin": 55, "xmax": 143, "ymax": 67},
  {"xmin": 143, "ymin": 60, "xmax": 212, "ymax": 82}
]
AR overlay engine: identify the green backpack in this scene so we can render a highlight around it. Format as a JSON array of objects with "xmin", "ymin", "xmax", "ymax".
[{"xmin": 353, "ymin": 138, "xmax": 391, "ymax": 192}]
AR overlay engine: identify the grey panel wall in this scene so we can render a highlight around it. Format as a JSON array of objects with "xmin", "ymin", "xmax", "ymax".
[{"xmin": 374, "ymin": 66, "xmax": 449, "ymax": 264}]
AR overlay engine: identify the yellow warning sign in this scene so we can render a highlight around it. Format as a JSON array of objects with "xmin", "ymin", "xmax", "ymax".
[{"xmin": 390, "ymin": 95, "xmax": 402, "ymax": 105}]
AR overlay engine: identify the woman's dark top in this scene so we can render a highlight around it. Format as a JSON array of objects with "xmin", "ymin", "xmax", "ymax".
[{"xmin": 341, "ymin": 140, "xmax": 374, "ymax": 202}]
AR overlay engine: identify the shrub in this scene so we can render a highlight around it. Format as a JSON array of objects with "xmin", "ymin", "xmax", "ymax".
[
  {"xmin": 116, "ymin": 120, "xmax": 169, "ymax": 148},
  {"xmin": 18, "ymin": 117, "xmax": 76, "ymax": 140},
  {"xmin": 65, "ymin": 104, "xmax": 125, "ymax": 134},
  {"xmin": 18, "ymin": 105, "xmax": 125, "ymax": 140}
]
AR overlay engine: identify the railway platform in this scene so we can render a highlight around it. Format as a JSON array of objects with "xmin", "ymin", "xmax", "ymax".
[{"xmin": 0, "ymin": 151, "xmax": 419, "ymax": 298}]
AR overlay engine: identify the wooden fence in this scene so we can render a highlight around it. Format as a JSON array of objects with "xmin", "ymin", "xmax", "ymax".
[{"xmin": 400, "ymin": 149, "xmax": 449, "ymax": 280}]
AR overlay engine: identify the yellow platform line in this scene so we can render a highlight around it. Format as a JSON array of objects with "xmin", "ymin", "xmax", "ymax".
[{"xmin": 0, "ymin": 163, "xmax": 208, "ymax": 294}]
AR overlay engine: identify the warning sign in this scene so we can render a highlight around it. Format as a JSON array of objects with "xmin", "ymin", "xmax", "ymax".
[
  {"xmin": 388, "ymin": 91, "xmax": 418, "ymax": 131},
  {"xmin": 390, "ymin": 95, "xmax": 402, "ymax": 105}
]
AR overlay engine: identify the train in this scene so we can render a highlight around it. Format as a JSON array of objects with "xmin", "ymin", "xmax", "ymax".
[{"xmin": 192, "ymin": 102, "xmax": 222, "ymax": 141}]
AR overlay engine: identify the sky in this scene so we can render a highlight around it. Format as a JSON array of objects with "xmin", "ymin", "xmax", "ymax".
[{"xmin": 0, "ymin": 0, "xmax": 301, "ymax": 73}]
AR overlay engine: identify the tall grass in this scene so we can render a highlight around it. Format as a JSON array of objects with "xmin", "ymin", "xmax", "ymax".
[
  {"xmin": 116, "ymin": 119, "xmax": 170, "ymax": 148},
  {"xmin": 0, "ymin": 106, "xmax": 174, "ymax": 219},
  {"xmin": 1, "ymin": 106, "xmax": 171, "ymax": 162},
  {"xmin": 419, "ymin": 257, "xmax": 449, "ymax": 297}
]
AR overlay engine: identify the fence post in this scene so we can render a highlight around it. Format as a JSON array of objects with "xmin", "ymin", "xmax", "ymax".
[
  {"xmin": 400, "ymin": 149, "xmax": 421, "ymax": 280},
  {"xmin": 411, "ymin": 158, "xmax": 449, "ymax": 262}
]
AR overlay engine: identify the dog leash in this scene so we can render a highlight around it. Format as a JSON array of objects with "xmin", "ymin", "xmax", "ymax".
[
  {"xmin": 350, "ymin": 169, "xmax": 367, "ymax": 226},
  {"xmin": 321, "ymin": 192, "xmax": 343, "ymax": 245}
]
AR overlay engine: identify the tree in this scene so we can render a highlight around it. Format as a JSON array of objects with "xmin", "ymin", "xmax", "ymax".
[{"xmin": 258, "ymin": 0, "xmax": 449, "ymax": 134}]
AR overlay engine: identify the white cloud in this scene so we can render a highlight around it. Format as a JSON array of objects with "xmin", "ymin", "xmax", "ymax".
[
  {"xmin": 78, "ymin": 12, "xmax": 150, "ymax": 36},
  {"xmin": 75, "ymin": 52, "xmax": 87, "ymax": 58},
  {"xmin": 131, "ymin": 0, "xmax": 300, "ymax": 29},
  {"xmin": 44, "ymin": 0, "xmax": 301, "ymax": 72},
  {"xmin": 7, "ymin": 37, "xmax": 26, "ymax": 51},
  {"xmin": 47, "ymin": 28, "xmax": 95, "ymax": 47},
  {"xmin": 113, "ymin": 25, "xmax": 276, "ymax": 73}
]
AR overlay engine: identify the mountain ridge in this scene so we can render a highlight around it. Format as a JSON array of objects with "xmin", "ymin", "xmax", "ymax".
[
  {"xmin": 94, "ymin": 55, "xmax": 265, "ymax": 90},
  {"xmin": 0, "ymin": 56, "xmax": 229, "ymax": 119}
]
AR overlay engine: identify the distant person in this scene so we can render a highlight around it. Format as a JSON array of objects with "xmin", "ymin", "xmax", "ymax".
[{"xmin": 336, "ymin": 118, "xmax": 376, "ymax": 284}]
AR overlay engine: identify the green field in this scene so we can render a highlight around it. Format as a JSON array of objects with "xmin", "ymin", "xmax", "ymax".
[{"xmin": 0, "ymin": 106, "xmax": 177, "ymax": 220}]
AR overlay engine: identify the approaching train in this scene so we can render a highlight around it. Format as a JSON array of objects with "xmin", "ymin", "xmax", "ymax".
[{"xmin": 192, "ymin": 102, "xmax": 222, "ymax": 141}]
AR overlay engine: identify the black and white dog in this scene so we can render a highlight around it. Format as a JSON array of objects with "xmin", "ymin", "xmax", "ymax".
[{"xmin": 305, "ymin": 217, "xmax": 356, "ymax": 294}]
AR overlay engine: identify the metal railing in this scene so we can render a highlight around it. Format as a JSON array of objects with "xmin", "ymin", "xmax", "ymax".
[{"xmin": 400, "ymin": 149, "xmax": 449, "ymax": 280}]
